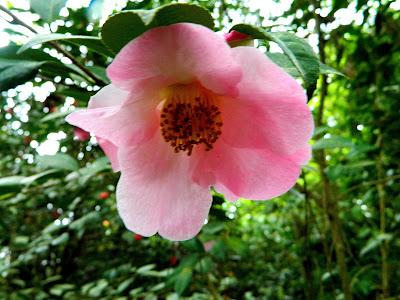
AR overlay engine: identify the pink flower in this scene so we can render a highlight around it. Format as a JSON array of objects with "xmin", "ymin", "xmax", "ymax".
[{"xmin": 66, "ymin": 23, "xmax": 313, "ymax": 241}]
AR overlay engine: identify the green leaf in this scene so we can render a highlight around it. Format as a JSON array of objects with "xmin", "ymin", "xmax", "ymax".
[
  {"xmin": 66, "ymin": 156, "xmax": 111, "ymax": 185},
  {"xmin": 116, "ymin": 278, "xmax": 134, "ymax": 294},
  {"xmin": 51, "ymin": 232, "xmax": 69, "ymax": 246},
  {"xmin": 37, "ymin": 153, "xmax": 79, "ymax": 171},
  {"xmin": 86, "ymin": 66, "xmax": 110, "ymax": 84},
  {"xmin": 49, "ymin": 284, "xmax": 75, "ymax": 297},
  {"xmin": 136, "ymin": 264, "xmax": 156, "ymax": 274},
  {"xmin": 0, "ymin": 176, "xmax": 27, "ymax": 194},
  {"xmin": 41, "ymin": 109, "xmax": 76, "ymax": 122},
  {"xmin": 0, "ymin": 59, "xmax": 46, "ymax": 92},
  {"xmin": 69, "ymin": 212, "xmax": 100, "ymax": 231},
  {"xmin": 360, "ymin": 233, "xmax": 393, "ymax": 257},
  {"xmin": 101, "ymin": 3, "xmax": 214, "ymax": 53},
  {"xmin": 225, "ymin": 237, "xmax": 248, "ymax": 256},
  {"xmin": 0, "ymin": 170, "xmax": 59, "ymax": 194},
  {"xmin": 174, "ymin": 267, "xmax": 193, "ymax": 295},
  {"xmin": 230, "ymin": 24, "xmax": 320, "ymax": 88},
  {"xmin": 13, "ymin": 236, "xmax": 30, "ymax": 247},
  {"xmin": 312, "ymin": 136, "xmax": 354, "ymax": 150},
  {"xmin": 30, "ymin": 0, "xmax": 67, "ymax": 23},
  {"xmin": 18, "ymin": 33, "xmax": 114, "ymax": 57},
  {"xmin": 266, "ymin": 52, "xmax": 301, "ymax": 78},
  {"xmin": 320, "ymin": 63, "xmax": 346, "ymax": 77},
  {"xmin": 88, "ymin": 279, "xmax": 108, "ymax": 298}
]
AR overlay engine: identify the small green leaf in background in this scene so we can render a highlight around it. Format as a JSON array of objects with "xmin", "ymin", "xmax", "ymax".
[
  {"xmin": 41, "ymin": 109, "xmax": 75, "ymax": 123},
  {"xmin": 37, "ymin": 153, "xmax": 79, "ymax": 171},
  {"xmin": 312, "ymin": 136, "xmax": 354, "ymax": 150},
  {"xmin": 230, "ymin": 24, "xmax": 320, "ymax": 88},
  {"xmin": 0, "ymin": 176, "xmax": 28, "ymax": 194},
  {"xmin": 30, "ymin": 0, "xmax": 67, "ymax": 23},
  {"xmin": 49, "ymin": 283, "xmax": 75, "ymax": 297},
  {"xmin": 360, "ymin": 233, "xmax": 393, "ymax": 257},
  {"xmin": 174, "ymin": 267, "xmax": 193, "ymax": 295},
  {"xmin": 51, "ymin": 232, "xmax": 69, "ymax": 246},
  {"xmin": 101, "ymin": 3, "xmax": 214, "ymax": 53},
  {"xmin": 69, "ymin": 211, "xmax": 100, "ymax": 232},
  {"xmin": 320, "ymin": 63, "xmax": 346, "ymax": 77},
  {"xmin": 0, "ymin": 170, "xmax": 59, "ymax": 194}
]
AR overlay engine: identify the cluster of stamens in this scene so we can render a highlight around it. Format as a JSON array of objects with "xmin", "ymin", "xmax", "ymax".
[{"xmin": 160, "ymin": 90, "xmax": 223, "ymax": 156}]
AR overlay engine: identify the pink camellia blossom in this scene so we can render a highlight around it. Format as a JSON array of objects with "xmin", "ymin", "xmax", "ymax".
[{"xmin": 66, "ymin": 23, "xmax": 313, "ymax": 241}]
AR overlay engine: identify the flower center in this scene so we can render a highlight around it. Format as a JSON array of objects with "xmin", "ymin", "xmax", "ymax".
[{"xmin": 160, "ymin": 85, "xmax": 223, "ymax": 156}]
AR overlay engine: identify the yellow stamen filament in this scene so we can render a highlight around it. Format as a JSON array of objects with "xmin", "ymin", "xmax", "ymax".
[{"xmin": 160, "ymin": 86, "xmax": 223, "ymax": 156}]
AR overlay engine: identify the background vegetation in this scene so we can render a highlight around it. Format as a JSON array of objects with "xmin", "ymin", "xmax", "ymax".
[{"xmin": 0, "ymin": 0, "xmax": 399, "ymax": 299}]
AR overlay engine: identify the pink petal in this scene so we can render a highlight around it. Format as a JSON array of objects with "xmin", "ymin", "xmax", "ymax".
[
  {"xmin": 221, "ymin": 46, "xmax": 314, "ymax": 155},
  {"xmin": 66, "ymin": 85, "xmax": 159, "ymax": 147},
  {"xmin": 193, "ymin": 140, "xmax": 306, "ymax": 201},
  {"xmin": 88, "ymin": 84, "xmax": 128, "ymax": 109},
  {"xmin": 97, "ymin": 137, "xmax": 120, "ymax": 172},
  {"xmin": 107, "ymin": 23, "xmax": 242, "ymax": 97},
  {"xmin": 117, "ymin": 132, "xmax": 212, "ymax": 241}
]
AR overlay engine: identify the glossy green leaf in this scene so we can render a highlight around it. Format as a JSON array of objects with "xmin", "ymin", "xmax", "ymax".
[
  {"xmin": 18, "ymin": 33, "xmax": 113, "ymax": 57},
  {"xmin": 101, "ymin": 3, "xmax": 214, "ymax": 53},
  {"xmin": 30, "ymin": 0, "xmax": 67, "ymax": 23},
  {"xmin": 230, "ymin": 24, "xmax": 320, "ymax": 87}
]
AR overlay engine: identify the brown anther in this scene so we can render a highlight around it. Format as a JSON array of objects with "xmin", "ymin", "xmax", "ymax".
[{"xmin": 160, "ymin": 87, "xmax": 222, "ymax": 156}]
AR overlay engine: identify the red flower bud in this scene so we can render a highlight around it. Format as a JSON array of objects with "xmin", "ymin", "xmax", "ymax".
[
  {"xmin": 224, "ymin": 30, "xmax": 249, "ymax": 43},
  {"xmin": 169, "ymin": 255, "xmax": 178, "ymax": 266},
  {"xmin": 51, "ymin": 211, "xmax": 60, "ymax": 219},
  {"xmin": 98, "ymin": 191, "xmax": 110, "ymax": 200},
  {"xmin": 134, "ymin": 234, "xmax": 142, "ymax": 241},
  {"xmin": 74, "ymin": 127, "xmax": 90, "ymax": 141}
]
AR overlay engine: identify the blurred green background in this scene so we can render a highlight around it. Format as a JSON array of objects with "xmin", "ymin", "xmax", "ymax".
[{"xmin": 0, "ymin": 0, "xmax": 399, "ymax": 299}]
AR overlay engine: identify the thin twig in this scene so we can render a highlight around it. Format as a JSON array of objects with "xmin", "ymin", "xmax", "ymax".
[{"xmin": 0, "ymin": 4, "xmax": 107, "ymax": 86}]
